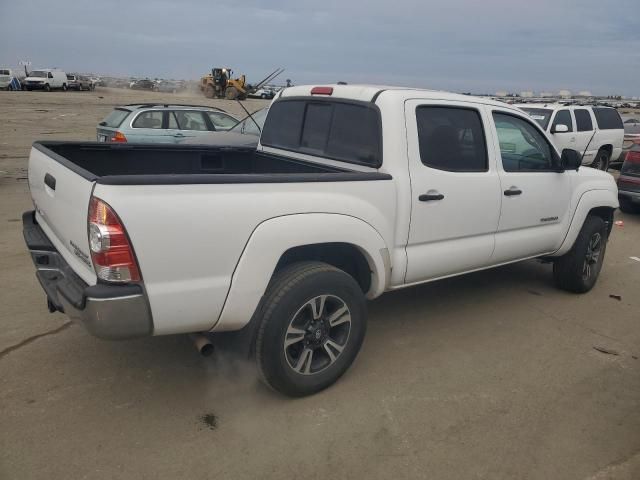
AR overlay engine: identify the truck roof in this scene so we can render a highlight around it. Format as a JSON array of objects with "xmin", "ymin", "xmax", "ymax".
[
  {"xmin": 280, "ymin": 84, "xmax": 513, "ymax": 110},
  {"xmin": 514, "ymin": 103, "xmax": 617, "ymax": 111}
]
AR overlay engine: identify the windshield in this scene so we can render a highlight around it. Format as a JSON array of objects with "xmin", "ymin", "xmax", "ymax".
[
  {"xmin": 29, "ymin": 71, "xmax": 47, "ymax": 78},
  {"xmin": 520, "ymin": 108, "xmax": 553, "ymax": 130},
  {"xmin": 230, "ymin": 108, "xmax": 268, "ymax": 135}
]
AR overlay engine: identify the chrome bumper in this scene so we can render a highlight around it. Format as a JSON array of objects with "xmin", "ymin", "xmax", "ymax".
[{"xmin": 23, "ymin": 211, "xmax": 153, "ymax": 339}]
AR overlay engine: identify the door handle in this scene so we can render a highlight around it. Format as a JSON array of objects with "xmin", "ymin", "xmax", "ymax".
[
  {"xmin": 419, "ymin": 193, "xmax": 445, "ymax": 202},
  {"xmin": 44, "ymin": 173, "xmax": 56, "ymax": 190},
  {"xmin": 504, "ymin": 188, "xmax": 522, "ymax": 197},
  {"xmin": 174, "ymin": 133, "xmax": 185, "ymax": 137}
]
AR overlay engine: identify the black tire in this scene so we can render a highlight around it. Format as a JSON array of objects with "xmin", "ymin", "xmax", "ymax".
[
  {"xmin": 261, "ymin": 93, "xmax": 267, "ymax": 99},
  {"xmin": 553, "ymin": 215, "xmax": 608, "ymax": 293},
  {"xmin": 62, "ymin": 83, "xmax": 67, "ymax": 91},
  {"xmin": 255, "ymin": 261, "xmax": 367, "ymax": 397},
  {"xmin": 591, "ymin": 148, "xmax": 610, "ymax": 171},
  {"xmin": 619, "ymin": 197, "xmax": 640, "ymax": 214},
  {"xmin": 44, "ymin": 84, "xmax": 50, "ymax": 92},
  {"xmin": 225, "ymin": 87, "xmax": 238, "ymax": 100}
]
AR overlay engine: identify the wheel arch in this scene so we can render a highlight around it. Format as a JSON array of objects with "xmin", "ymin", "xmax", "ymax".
[
  {"xmin": 554, "ymin": 189, "xmax": 618, "ymax": 257},
  {"xmin": 599, "ymin": 144, "xmax": 613, "ymax": 154},
  {"xmin": 275, "ymin": 242, "xmax": 373, "ymax": 294},
  {"xmin": 212, "ymin": 213, "xmax": 390, "ymax": 332}
]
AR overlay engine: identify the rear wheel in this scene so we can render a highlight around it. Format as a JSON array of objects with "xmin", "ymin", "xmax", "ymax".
[
  {"xmin": 44, "ymin": 84, "xmax": 50, "ymax": 92},
  {"xmin": 553, "ymin": 215, "xmax": 607, "ymax": 293},
  {"xmin": 591, "ymin": 148, "xmax": 610, "ymax": 171},
  {"xmin": 62, "ymin": 83, "xmax": 67, "ymax": 91},
  {"xmin": 225, "ymin": 86, "xmax": 238, "ymax": 100},
  {"xmin": 255, "ymin": 261, "xmax": 367, "ymax": 397},
  {"xmin": 619, "ymin": 197, "xmax": 640, "ymax": 214}
]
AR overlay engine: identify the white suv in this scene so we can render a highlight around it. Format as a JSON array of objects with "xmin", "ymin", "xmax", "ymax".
[{"xmin": 516, "ymin": 104, "xmax": 624, "ymax": 170}]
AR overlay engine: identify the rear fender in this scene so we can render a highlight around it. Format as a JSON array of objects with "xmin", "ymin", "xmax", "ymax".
[{"xmin": 212, "ymin": 213, "xmax": 389, "ymax": 332}]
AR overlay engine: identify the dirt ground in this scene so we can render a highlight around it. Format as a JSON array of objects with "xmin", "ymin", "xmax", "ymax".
[{"xmin": 1, "ymin": 88, "xmax": 640, "ymax": 480}]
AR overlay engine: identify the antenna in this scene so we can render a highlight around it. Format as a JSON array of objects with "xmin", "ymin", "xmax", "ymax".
[{"xmin": 236, "ymin": 100, "xmax": 262, "ymax": 134}]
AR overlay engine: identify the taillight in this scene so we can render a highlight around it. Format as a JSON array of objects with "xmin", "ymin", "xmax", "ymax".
[
  {"xmin": 88, "ymin": 196, "xmax": 140, "ymax": 282},
  {"xmin": 111, "ymin": 131, "xmax": 127, "ymax": 143},
  {"xmin": 627, "ymin": 150, "xmax": 640, "ymax": 164}
]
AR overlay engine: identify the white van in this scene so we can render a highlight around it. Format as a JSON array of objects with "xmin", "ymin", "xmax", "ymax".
[
  {"xmin": 23, "ymin": 69, "xmax": 68, "ymax": 92},
  {"xmin": 516, "ymin": 104, "xmax": 624, "ymax": 170}
]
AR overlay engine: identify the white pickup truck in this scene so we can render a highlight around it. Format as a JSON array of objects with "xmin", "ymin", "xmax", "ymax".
[
  {"xmin": 516, "ymin": 103, "xmax": 624, "ymax": 170},
  {"xmin": 24, "ymin": 85, "xmax": 618, "ymax": 396}
]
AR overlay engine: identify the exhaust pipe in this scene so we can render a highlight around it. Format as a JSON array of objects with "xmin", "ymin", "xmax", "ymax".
[{"xmin": 190, "ymin": 333, "xmax": 214, "ymax": 357}]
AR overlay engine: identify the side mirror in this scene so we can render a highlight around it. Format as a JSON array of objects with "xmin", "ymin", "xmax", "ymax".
[
  {"xmin": 561, "ymin": 149, "xmax": 581, "ymax": 171},
  {"xmin": 48, "ymin": 73, "xmax": 53, "ymax": 79},
  {"xmin": 552, "ymin": 124, "xmax": 569, "ymax": 134},
  {"xmin": 98, "ymin": 121, "xmax": 107, "ymax": 126}
]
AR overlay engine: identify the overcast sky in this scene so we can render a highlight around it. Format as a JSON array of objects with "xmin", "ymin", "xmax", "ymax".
[{"xmin": 1, "ymin": 0, "xmax": 638, "ymax": 96}]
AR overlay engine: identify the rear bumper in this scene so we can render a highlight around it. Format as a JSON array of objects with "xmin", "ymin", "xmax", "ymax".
[
  {"xmin": 23, "ymin": 211, "xmax": 153, "ymax": 339},
  {"xmin": 618, "ymin": 176, "xmax": 640, "ymax": 203},
  {"xmin": 619, "ymin": 190, "xmax": 640, "ymax": 203}
]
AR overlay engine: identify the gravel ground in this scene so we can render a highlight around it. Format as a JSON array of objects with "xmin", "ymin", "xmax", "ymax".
[{"xmin": 1, "ymin": 88, "xmax": 640, "ymax": 480}]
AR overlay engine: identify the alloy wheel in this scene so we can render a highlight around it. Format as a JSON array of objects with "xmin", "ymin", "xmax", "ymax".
[
  {"xmin": 582, "ymin": 232, "xmax": 602, "ymax": 281},
  {"xmin": 283, "ymin": 295, "xmax": 351, "ymax": 375}
]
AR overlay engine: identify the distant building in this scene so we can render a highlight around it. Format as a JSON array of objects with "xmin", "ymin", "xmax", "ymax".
[
  {"xmin": 559, "ymin": 90, "xmax": 572, "ymax": 98},
  {"xmin": 520, "ymin": 91, "xmax": 534, "ymax": 98},
  {"xmin": 495, "ymin": 90, "xmax": 508, "ymax": 97},
  {"xmin": 540, "ymin": 91, "xmax": 554, "ymax": 98},
  {"xmin": 577, "ymin": 91, "xmax": 593, "ymax": 97}
]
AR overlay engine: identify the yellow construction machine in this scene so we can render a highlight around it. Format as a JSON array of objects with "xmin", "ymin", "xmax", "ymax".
[{"xmin": 200, "ymin": 67, "xmax": 284, "ymax": 100}]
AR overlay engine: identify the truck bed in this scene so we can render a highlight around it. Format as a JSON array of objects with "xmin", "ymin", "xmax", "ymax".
[{"xmin": 35, "ymin": 141, "xmax": 390, "ymax": 185}]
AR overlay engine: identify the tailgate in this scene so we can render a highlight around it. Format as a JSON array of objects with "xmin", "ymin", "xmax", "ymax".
[{"xmin": 28, "ymin": 145, "xmax": 97, "ymax": 285}]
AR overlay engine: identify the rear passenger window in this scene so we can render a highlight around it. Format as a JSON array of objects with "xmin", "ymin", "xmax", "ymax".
[
  {"xmin": 174, "ymin": 111, "xmax": 208, "ymax": 131},
  {"xmin": 574, "ymin": 109, "xmax": 593, "ymax": 132},
  {"xmin": 551, "ymin": 110, "xmax": 573, "ymax": 132},
  {"xmin": 261, "ymin": 100, "xmax": 382, "ymax": 166},
  {"xmin": 593, "ymin": 108, "xmax": 623, "ymax": 130},
  {"xmin": 416, "ymin": 107, "xmax": 488, "ymax": 172},
  {"xmin": 132, "ymin": 111, "xmax": 163, "ymax": 129}
]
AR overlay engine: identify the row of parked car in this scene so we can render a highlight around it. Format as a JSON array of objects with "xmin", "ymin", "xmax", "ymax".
[
  {"xmin": 0, "ymin": 68, "xmax": 98, "ymax": 91},
  {"xmin": 127, "ymin": 78, "xmax": 188, "ymax": 93}
]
